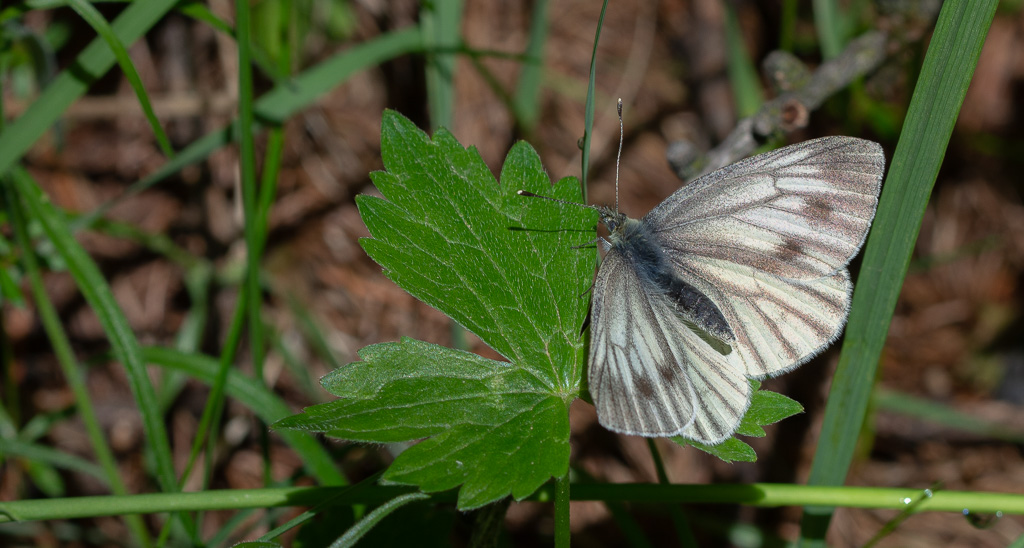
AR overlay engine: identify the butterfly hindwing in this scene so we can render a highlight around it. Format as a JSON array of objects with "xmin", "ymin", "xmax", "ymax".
[
  {"xmin": 677, "ymin": 330, "xmax": 752, "ymax": 444},
  {"xmin": 672, "ymin": 256, "xmax": 852, "ymax": 377},
  {"xmin": 589, "ymin": 250, "xmax": 751, "ymax": 441}
]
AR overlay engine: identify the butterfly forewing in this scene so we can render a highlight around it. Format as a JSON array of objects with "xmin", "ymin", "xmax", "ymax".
[{"xmin": 645, "ymin": 137, "xmax": 884, "ymax": 280}]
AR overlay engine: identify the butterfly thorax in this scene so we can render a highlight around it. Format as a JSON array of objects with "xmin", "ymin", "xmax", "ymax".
[{"xmin": 599, "ymin": 207, "xmax": 736, "ymax": 346}]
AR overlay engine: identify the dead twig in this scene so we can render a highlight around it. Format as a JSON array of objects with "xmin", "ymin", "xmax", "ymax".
[{"xmin": 667, "ymin": 31, "xmax": 889, "ymax": 181}]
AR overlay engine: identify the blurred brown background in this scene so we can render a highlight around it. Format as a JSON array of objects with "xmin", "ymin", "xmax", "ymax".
[{"xmin": 3, "ymin": 0, "xmax": 1024, "ymax": 546}]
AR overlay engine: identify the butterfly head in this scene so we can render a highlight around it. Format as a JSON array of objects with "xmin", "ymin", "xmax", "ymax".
[
  {"xmin": 593, "ymin": 205, "xmax": 630, "ymax": 244},
  {"xmin": 596, "ymin": 205, "xmax": 628, "ymax": 235}
]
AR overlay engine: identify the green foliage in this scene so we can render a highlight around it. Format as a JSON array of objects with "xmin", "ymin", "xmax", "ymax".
[
  {"xmin": 737, "ymin": 383, "xmax": 806, "ymax": 438},
  {"xmin": 278, "ymin": 339, "xmax": 576, "ymax": 509},
  {"xmin": 277, "ymin": 110, "xmax": 595, "ymax": 509}
]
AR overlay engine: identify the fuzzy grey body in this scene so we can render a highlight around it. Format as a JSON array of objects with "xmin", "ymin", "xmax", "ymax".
[{"xmin": 598, "ymin": 208, "xmax": 734, "ymax": 345}]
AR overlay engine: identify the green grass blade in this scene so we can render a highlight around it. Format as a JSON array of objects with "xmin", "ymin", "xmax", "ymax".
[
  {"xmin": 3, "ymin": 182, "xmax": 154, "ymax": 545},
  {"xmin": 282, "ymin": 292, "xmax": 342, "ymax": 375},
  {"xmin": 571, "ymin": 467, "xmax": 656, "ymax": 548},
  {"xmin": 177, "ymin": 287, "xmax": 246, "ymax": 495},
  {"xmin": 266, "ymin": 322, "xmax": 322, "ymax": 402},
  {"xmin": 422, "ymin": 0, "xmax": 462, "ymax": 131},
  {"xmin": 140, "ymin": 346, "xmax": 346, "ymax": 486},
  {"xmin": 874, "ymin": 388, "xmax": 1024, "ymax": 444},
  {"xmin": 66, "ymin": 0, "xmax": 174, "ymax": 157},
  {"xmin": 256, "ymin": 127, "xmax": 285, "ymax": 251},
  {"xmin": 513, "ymin": 0, "xmax": 549, "ymax": 132},
  {"xmin": 8, "ymin": 167, "xmax": 178, "ymax": 495},
  {"xmin": 779, "ymin": 0, "xmax": 798, "ymax": 52},
  {"xmin": 799, "ymin": 0, "xmax": 999, "ymax": 544},
  {"xmin": 177, "ymin": 0, "xmax": 234, "ymax": 36},
  {"xmin": 647, "ymin": 440, "xmax": 698, "ymax": 547},
  {"xmin": 580, "ymin": 0, "xmax": 610, "ymax": 192},
  {"xmin": 0, "ymin": 0, "xmax": 178, "ymax": 176},
  {"xmin": 253, "ymin": 474, "xmax": 384, "ymax": 543},
  {"xmin": 72, "ymin": 28, "xmax": 424, "ymax": 230},
  {"xmin": 0, "ymin": 438, "xmax": 105, "ymax": 481},
  {"xmin": 255, "ymin": 27, "xmax": 423, "ymax": 124},
  {"xmin": 86, "ymin": 216, "xmax": 203, "ymax": 269},
  {"xmin": 71, "ymin": 125, "xmax": 236, "ymax": 230},
  {"xmin": 812, "ymin": 0, "xmax": 843, "ymax": 59},
  {"xmin": 330, "ymin": 492, "xmax": 430, "ymax": 548},
  {"xmin": 3, "ymin": 483, "xmax": 1023, "ymax": 524},
  {"xmin": 235, "ymin": 0, "xmax": 263, "ymax": 390},
  {"xmin": 76, "ymin": 215, "xmax": 211, "ymax": 412},
  {"xmin": 723, "ymin": 3, "xmax": 764, "ymax": 117}
]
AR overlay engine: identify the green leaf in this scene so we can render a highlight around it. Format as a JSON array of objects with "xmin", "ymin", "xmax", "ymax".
[
  {"xmin": 277, "ymin": 110, "xmax": 594, "ymax": 510},
  {"xmin": 278, "ymin": 338, "xmax": 571, "ymax": 506},
  {"xmin": 736, "ymin": 387, "xmax": 805, "ymax": 438},
  {"xmin": 672, "ymin": 380, "xmax": 803, "ymax": 462},
  {"xmin": 359, "ymin": 111, "xmax": 594, "ymax": 377},
  {"xmin": 686, "ymin": 438, "xmax": 757, "ymax": 464}
]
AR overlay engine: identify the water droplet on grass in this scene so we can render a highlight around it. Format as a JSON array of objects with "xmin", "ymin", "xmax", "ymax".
[{"xmin": 962, "ymin": 508, "xmax": 1003, "ymax": 529}]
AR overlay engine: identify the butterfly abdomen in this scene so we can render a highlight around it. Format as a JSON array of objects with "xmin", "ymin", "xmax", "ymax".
[{"xmin": 608, "ymin": 217, "xmax": 735, "ymax": 344}]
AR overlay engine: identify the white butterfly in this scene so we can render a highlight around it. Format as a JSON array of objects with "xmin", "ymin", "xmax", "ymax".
[{"xmin": 579, "ymin": 136, "xmax": 884, "ymax": 443}]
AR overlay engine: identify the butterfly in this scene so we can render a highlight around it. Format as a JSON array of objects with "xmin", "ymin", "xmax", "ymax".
[{"xmin": 527, "ymin": 136, "xmax": 884, "ymax": 443}]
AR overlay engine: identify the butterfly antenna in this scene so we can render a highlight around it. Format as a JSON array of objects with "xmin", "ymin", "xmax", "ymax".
[
  {"xmin": 516, "ymin": 190, "xmax": 599, "ymax": 211},
  {"xmin": 615, "ymin": 98, "xmax": 623, "ymax": 213}
]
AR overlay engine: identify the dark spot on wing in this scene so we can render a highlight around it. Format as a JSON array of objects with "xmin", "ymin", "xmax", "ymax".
[
  {"xmin": 805, "ymin": 196, "xmax": 834, "ymax": 223},
  {"xmin": 634, "ymin": 374, "xmax": 655, "ymax": 398},
  {"xmin": 777, "ymin": 239, "xmax": 805, "ymax": 262},
  {"xmin": 657, "ymin": 361, "xmax": 678, "ymax": 385}
]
